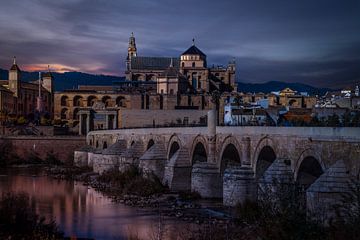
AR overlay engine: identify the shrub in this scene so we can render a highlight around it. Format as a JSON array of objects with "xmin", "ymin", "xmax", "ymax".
[
  {"xmin": 17, "ymin": 116, "xmax": 26, "ymax": 125},
  {"xmin": 97, "ymin": 166, "xmax": 166, "ymax": 197},
  {"xmin": 0, "ymin": 192, "xmax": 63, "ymax": 239}
]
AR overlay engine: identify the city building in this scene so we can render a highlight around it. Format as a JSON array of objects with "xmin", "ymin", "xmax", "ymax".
[
  {"xmin": 0, "ymin": 57, "xmax": 54, "ymax": 120},
  {"xmin": 54, "ymin": 34, "xmax": 238, "ymax": 133},
  {"xmin": 125, "ymin": 34, "xmax": 237, "ymax": 93}
]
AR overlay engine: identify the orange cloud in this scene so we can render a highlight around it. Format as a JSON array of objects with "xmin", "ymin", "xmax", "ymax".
[{"xmin": 22, "ymin": 64, "xmax": 80, "ymax": 73}]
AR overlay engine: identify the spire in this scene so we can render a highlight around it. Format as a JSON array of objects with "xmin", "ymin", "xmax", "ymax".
[
  {"xmin": 128, "ymin": 32, "xmax": 137, "ymax": 58},
  {"xmin": 13, "ymin": 56, "xmax": 16, "ymax": 65},
  {"xmin": 192, "ymin": 38, "xmax": 195, "ymax": 46},
  {"xmin": 170, "ymin": 58, "xmax": 173, "ymax": 68}
]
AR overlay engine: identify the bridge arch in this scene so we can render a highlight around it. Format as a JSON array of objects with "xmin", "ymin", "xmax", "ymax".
[
  {"xmin": 253, "ymin": 137, "xmax": 278, "ymax": 176},
  {"xmin": 147, "ymin": 139, "xmax": 155, "ymax": 150},
  {"xmin": 255, "ymin": 146, "xmax": 277, "ymax": 179},
  {"xmin": 295, "ymin": 149, "xmax": 324, "ymax": 188},
  {"xmin": 190, "ymin": 135, "xmax": 208, "ymax": 164},
  {"xmin": 220, "ymin": 143, "xmax": 241, "ymax": 173},
  {"xmin": 167, "ymin": 134, "xmax": 182, "ymax": 160},
  {"xmin": 219, "ymin": 136, "xmax": 242, "ymax": 172},
  {"xmin": 192, "ymin": 142, "xmax": 207, "ymax": 164}
]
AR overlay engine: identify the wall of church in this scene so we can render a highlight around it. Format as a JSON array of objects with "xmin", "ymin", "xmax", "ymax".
[{"xmin": 118, "ymin": 109, "xmax": 208, "ymax": 128}]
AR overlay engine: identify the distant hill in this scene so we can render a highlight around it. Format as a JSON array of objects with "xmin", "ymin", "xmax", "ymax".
[
  {"xmin": 0, "ymin": 68, "xmax": 125, "ymax": 91},
  {"xmin": 0, "ymin": 68, "xmax": 332, "ymax": 94},
  {"xmin": 237, "ymin": 81, "xmax": 332, "ymax": 95}
]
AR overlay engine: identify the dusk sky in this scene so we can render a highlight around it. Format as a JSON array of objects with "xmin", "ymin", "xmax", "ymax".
[{"xmin": 0, "ymin": 0, "xmax": 359, "ymax": 88}]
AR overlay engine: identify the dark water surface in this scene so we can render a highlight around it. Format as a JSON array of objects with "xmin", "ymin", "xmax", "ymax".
[{"xmin": 0, "ymin": 167, "xmax": 179, "ymax": 240}]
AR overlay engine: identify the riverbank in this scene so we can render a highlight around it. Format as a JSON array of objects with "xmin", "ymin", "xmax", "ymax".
[
  {"xmin": 45, "ymin": 165, "xmax": 232, "ymax": 226},
  {"xmin": 7, "ymin": 164, "xmax": 360, "ymax": 240}
]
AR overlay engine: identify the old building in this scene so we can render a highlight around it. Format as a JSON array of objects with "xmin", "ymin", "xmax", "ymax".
[
  {"xmin": 125, "ymin": 34, "xmax": 236, "ymax": 93},
  {"xmin": 0, "ymin": 57, "xmax": 54, "ymax": 120},
  {"xmin": 54, "ymin": 34, "xmax": 238, "ymax": 133}
]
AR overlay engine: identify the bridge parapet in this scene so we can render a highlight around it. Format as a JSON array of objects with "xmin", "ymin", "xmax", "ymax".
[{"xmin": 79, "ymin": 126, "xmax": 360, "ymax": 211}]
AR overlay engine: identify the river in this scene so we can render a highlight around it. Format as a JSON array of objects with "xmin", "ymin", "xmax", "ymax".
[{"xmin": 0, "ymin": 167, "xmax": 181, "ymax": 240}]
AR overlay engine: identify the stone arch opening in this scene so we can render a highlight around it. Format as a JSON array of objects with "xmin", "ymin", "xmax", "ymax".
[
  {"xmin": 296, "ymin": 156, "xmax": 323, "ymax": 189},
  {"xmin": 102, "ymin": 96, "xmax": 112, "ymax": 107},
  {"xmin": 147, "ymin": 139, "xmax": 155, "ymax": 150},
  {"xmin": 73, "ymin": 108, "xmax": 80, "ymax": 120},
  {"xmin": 289, "ymin": 99, "xmax": 297, "ymax": 106},
  {"xmin": 168, "ymin": 142, "xmax": 180, "ymax": 160},
  {"xmin": 131, "ymin": 141, "xmax": 135, "ymax": 146},
  {"xmin": 116, "ymin": 96, "xmax": 126, "ymax": 107},
  {"xmin": 146, "ymin": 74, "xmax": 155, "ymax": 81},
  {"xmin": 103, "ymin": 141, "xmax": 107, "ymax": 149},
  {"xmin": 256, "ymin": 146, "xmax": 277, "ymax": 179},
  {"xmin": 60, "ymin": 108, "xmax": 68, "ymax": 120},
  {"xmin": 87, "ymin": 96, "xmax": 97, "ymax": 107},
  {"xmin": 220, "ymin": 143, "xmax": 241, "ymax": 173},
  {"xmin": 96, "ymin": 141, "xmax": 99, "ymax": 148},
  {"xmin": 60, "ymin": 95, "xmax": 69, "ymax": 106},
  {"xmin": 192, "ymin": 142, "xmax": 207, "ymax": 164},
  {"xmin": 73, "ymin": 95, "xmax": 83, "ymax": 107}
]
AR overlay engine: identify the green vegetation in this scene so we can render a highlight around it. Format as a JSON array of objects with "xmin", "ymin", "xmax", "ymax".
[
  {"xmin": 0, "ymin": 192, "xmax": 63, "ymax": 240},
  {"xmin": 96, "ymin": 166, "xmax": 166, "ymax": 197}
]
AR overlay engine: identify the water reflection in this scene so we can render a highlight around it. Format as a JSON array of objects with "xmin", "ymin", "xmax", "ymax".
[{"xmin": 0, "ymin": 168, "xmax": 179, "ymax": 240}]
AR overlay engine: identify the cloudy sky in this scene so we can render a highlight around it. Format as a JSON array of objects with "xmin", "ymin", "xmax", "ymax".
[{"xmin": 0, "ymin": 0, "xmax": 359, "ymax": 88}]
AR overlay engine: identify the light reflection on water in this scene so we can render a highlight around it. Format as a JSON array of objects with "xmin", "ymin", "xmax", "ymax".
[{"xmin": 0, "ymin": 168, "xmax": 179, "ymax": 240}]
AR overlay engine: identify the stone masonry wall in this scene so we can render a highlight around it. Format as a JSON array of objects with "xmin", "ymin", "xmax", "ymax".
[
  {"xmin": 118, "ymin": 109, "xmax": 208, "ymax": 128},
  {"xmin": 0, "ymin": 136, "xmax": 86, "ymax": 163}
]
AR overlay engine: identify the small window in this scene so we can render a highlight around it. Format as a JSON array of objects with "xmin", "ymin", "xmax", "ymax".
[
  {"xmin": 192, "ymin": 62, "xmax": 195, "ymax": 68},
  {"xmin": 182, "ymin": 62, "xmax": 185, "ymax": 67},
  {"xmin": 170, "ymin": 89, "xmax": 174, "ymax": 95}
]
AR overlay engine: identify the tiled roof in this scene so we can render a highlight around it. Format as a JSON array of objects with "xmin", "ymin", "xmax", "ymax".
[
  {"xmin": 0, "ymin": 85, "xmax": 12, "ymax": 93},
  {"xmin": 130, "ymin": 57, "xmax": 179, "ymax": 70},
  {"xmin": 181, "ymin": 45, "xmax": 206, "ymax": 56},
  {"xmin": 159, "ymin": 66, "xmax": 182, "ymax": 78}
]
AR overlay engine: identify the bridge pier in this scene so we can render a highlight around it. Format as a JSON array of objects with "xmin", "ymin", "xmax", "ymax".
[
  {"xmin": 258, "ymin": 158, "xmax": 293, "ymax": 197},
  {"xmin": 307, "ymin": 160, "xmax": 352, "ymax": 221},
  {"xmin": 191, "ymin": 162, "xmax": 222, "ymax": 198},
  {"xmin": 163, "ymin": 148, "xmax": 192, "ymax": 191},
  {"xmin": 139, "ymin": 143, "xmax": 166, "ymax": 180},
  {"xmin": 223, "ymin": 165, "xmax": 257, "ymax": 206},
  {"xmin": 119, "ymin": 141, "xmax": 144, "ymax": 172}
]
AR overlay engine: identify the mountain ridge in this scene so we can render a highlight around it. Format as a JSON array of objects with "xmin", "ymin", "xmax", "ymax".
[{"xmin": 0, "ymin": 68, "xmax": 333, "ymax": 94}]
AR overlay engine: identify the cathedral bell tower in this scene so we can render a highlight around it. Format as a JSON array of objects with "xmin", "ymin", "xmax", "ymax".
[
  {"xmin": 9, "ymin": 56, "xmax": 21, "ymax": 97},
  {"xmin": 126, "ymin": 32, "xmax": 137, "ymax": 71}
]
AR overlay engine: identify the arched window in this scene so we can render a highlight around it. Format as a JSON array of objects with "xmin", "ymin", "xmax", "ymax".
[
  {"xmin": 61, "ymin": 96, "xmax": 68, "ymax": 106},
  {"xmin": 192, "ymin": 62, "xmax": 195, "ymax": 68}
]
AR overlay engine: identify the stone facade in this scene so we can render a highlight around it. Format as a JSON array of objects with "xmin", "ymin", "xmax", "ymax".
[
  {"xmin": 74, "ymin": 121, "xmax": 360, "ymax": 215},
  {"xmin": 0, "ymin": 58, "xmax": 54, "ymax": 118}
]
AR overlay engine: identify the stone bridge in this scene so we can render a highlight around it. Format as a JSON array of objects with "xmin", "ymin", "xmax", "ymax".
[{"xmin": 75, "ymin": 111, "xmax": 360, "ymax": 212}]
